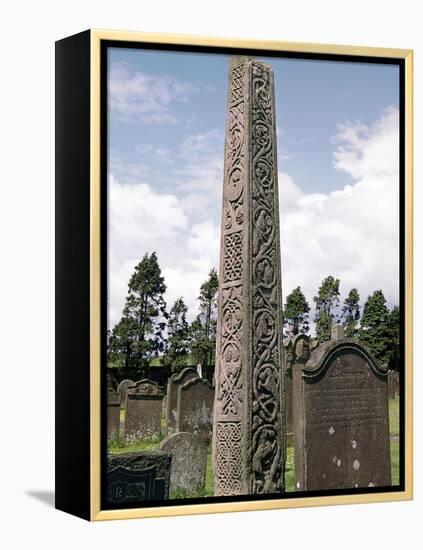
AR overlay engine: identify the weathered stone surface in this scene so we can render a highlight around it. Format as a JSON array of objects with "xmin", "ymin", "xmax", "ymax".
[
  {"xmin": 177, "ymin": 377, "xmax": 214, "ymax": 443},
  {"xmin": 331, "ymin": 324, "xmax": 344, "ymax": 341},
  {"xmin": 159, "ymin": 432, "xmax": 207, "ymax": 495},
  {"xmin": 107, "ymin": 387, "xmax": 121, "ymax": 442},
  {"xmin": 107, "ymin": 451, "xmax": 171, "ymax": 504},
  {"xmin": 283, "ymin": 340, "xmax": 294, "ymax": 435},
  {"xmin": 117, "ymin": 379, "xmax": 135, "ymax": 407},
  {"xmin": 213, "ymin": 57, "xmax": 285, "ymax": 496},
  {"xmin": 124, "ymin": 379, "xmax": 163, "ymax": 442},
  {"xmin": 293, "ymin": 336, "xmax": 391, "ymax": 491},
  {"xmin": 166, "ymin": 367, "xmax": 198, "ymax": 435}
]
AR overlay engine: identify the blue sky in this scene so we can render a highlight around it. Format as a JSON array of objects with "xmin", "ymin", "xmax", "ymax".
[{"xmin": 107, "ymin": 47, "xmax": 400, "ymax": 331}]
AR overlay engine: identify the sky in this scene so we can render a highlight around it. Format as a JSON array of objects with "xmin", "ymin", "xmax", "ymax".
[{"xmin": 107, "ymin": 47, "xmax": 400, "ymax": 333}]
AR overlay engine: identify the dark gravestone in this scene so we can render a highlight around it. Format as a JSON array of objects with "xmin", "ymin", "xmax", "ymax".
[
  {"xmin": 107, "ymin": 451, "xmax": 171, "ymax": 504},
  {"xmin": 388, "ymin": 370, "xmax": 395, "ymax": 399},
  {"xmin": 177, "ymin": 377, "xmax": 214, "ymax": 443},
  {"xmin": 293, "ymin": 336, "xmax": 391, "ymax": 491},
  {"xmin": 393, "ymin": 371, "xmax": 400, "ymax": 397},
  {"xmin": 117, "ymin": 379, "xmax": 135, "ymax": 407},
  {"xmin": 166, "ymin": 367, "xmax": 198, "ymax": 435},
  {"xmin": 284, "ymin": 339, "xmax": 294, "ymax": 435},
  {"xmin": 159, "ymin": 432, "xmax": 207, "ymax": 495},
  {"xmin": 124, "ymin": 379, "xmax": 163, "ymax": 443},
  {"xmin": 107, "ymin": 387, "xmax": 121, "ymax": 442},
  {"xmin": 388, "ymin": 370, "xmax": 400, "ymax": 399}
]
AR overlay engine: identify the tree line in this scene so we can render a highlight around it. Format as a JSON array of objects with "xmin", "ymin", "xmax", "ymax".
[
  {"xmin": 284, "ymin": 276, "xmax": 400, "ymax": 369},
  {"xmin": 107, "ymin": 252, "xmax": 218, "ymax": 381},
  {"xmin": 108, "ymin": 254, "xmax": 400, "ymax": 381}
]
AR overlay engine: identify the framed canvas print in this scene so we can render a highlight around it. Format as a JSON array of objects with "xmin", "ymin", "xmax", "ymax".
[{"xmin": 55, "ymin": 29, "xmax": 413, "ymax": 521}]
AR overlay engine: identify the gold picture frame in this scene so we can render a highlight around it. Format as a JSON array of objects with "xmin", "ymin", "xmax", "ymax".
[{"xmin": 55, "ymin": 29, "xmax": 413, "ymax": 521}]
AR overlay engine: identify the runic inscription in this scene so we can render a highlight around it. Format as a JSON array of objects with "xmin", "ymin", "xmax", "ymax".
[{"xmin": 213, "ymin": 57, "xmax": 285, "ymax": 496}]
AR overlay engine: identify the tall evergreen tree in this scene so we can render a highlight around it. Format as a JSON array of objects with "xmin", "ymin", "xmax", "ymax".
[
  {"xmin": 283, "ymin": 286, "xmax": 310, "ymax": 336},
  {"xmin": 342, "ymin": 288, "xmax": 361, "ymax": 337},
  {"xmin": 359, "ymin": 289, "xmax": 391, "ymax": 364},
  {"xmin": 189, "ymin": 268, "xmax": 218, "ymax": 380},
  {"xmin": 313, "ymin": 275, "xmax": 340, "ymax": 342},
  {"xmin": 107, "ymin": 252, "xmax": 167, "ymax": 377},
  {"xmin": 161, "ymin": 297, "xmax": 189, "ymax": 373}
]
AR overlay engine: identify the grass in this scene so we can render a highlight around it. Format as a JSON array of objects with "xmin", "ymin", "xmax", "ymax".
[
  {"xmin": 390, "ymin": 439, "xmax": 400, "ymax": 485},
  {"xmin": 389, "ymin": 397, "xmax": 400, "ymax": 437},
  {"xmin": 108, "ymin": 433, "xmax": 165, "ymax": 454},
  {"xmin": 285, "ymin": 444, "xmax": 295, "ymax": 492}
]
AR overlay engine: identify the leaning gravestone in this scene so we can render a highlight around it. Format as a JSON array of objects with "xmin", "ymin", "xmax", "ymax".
[
  {"xmin": 159, "ymin": 432, "xmax": 207, "ymax": 495},
  {"xmin": 177, "ymin": 377, "xmax": 214, "ymax": 443},
  {"xmin": 117, "ymin": 379, "xmax": 135, "ymax": 407},
  {"xmin": 107, "ymin": 451, "xmax": 171, "ymax": 504},
  {"xmin": 124, "ymin": 379, "xmax": 163, "ymax": 443},
  {"xmin": 292, "ymin": 330, "xmax": 391, "ymax": 491},
  {"xmin": 107, "ymin": 387, "xmax": 121, "ymax": 442},
  {"xmin": 213, "ymin": 56, "xmax": 285, "ymax": 496},
  {"xmin": 166, "ymin": 367, "xmax": 198, "ymax": 435}
]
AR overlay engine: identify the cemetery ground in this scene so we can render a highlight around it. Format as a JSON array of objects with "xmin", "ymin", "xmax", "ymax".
[{"xmin": 108, "ymin": 396, "xmax": 400, "ymax": 497}]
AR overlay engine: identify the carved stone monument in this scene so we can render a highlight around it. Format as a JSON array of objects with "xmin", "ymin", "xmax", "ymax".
[
  {"xmin": 124, "ymin": 379, "xmax": 164, "ymax": 443},
  {"xmin": 213, "ymin": 56, "xmax": 285, "ymax": 496},
  {"xmin": 166, "ymin": 367, "xmax": 198, "ymax": 435},
  {"xmin": 292, "ymin": 335, "xmax": 391, "ymax": 491},
  {"xmin": 159, "ymin": 432, "xmax": 207, "ymax": 495},
  {"xmin": 107, "ymin": 387, "xmax": 121, "ymax": 442},
  {"xmin": 107, "ymin": 451, "xmax": 172, "ymax": 504},
  {"xmin": 177, "ymin": 377, "xmax": 214, "ymax": 443}
]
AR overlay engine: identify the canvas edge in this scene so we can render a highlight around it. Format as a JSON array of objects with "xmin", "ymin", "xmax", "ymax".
[{"xmin": 88, "ymin": 29, "xmax": 413, "ymax": 521}]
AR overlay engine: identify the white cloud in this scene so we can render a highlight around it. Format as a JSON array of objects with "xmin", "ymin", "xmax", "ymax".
[
  {"xmin": 280, "ymin": 107, "xmax": 399, "ymax": 319},
  {"xmin": 109, "ymin": 62, "xmax": 198, "ymax": 124},
  {"xmin": 108, "ymin": 175, "xmax": 219, "ymax": 328},
  {"xmin": 108, "ymin": 175, "xmax": 189, "ymax": 327},
  {"xmin": 332, "ymin": 106, "xmax": 399, "ymax": 180},
  {"xmin": 108, "ymin": 108, "xmax": 399, "ymax": 335}
]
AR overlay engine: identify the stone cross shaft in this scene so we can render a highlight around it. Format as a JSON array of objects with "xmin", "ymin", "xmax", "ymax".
[{"xmin": 213, "ymin": 56, "xmax": 285, "ymax": 496}]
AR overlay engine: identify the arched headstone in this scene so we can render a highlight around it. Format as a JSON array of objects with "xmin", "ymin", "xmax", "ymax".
[
  {"xmin": 166, "ymin": 367, "xmax": 198, "ymax": 435},
  {"xmin": 292, "ymin": 336, "xmax": 391, "ymax": 491}
]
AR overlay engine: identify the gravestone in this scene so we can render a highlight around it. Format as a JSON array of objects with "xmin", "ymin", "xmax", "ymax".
[
  {"xmin": 177, "ymin": 377, "xmax": 214, "ymax": 443},
  {"xmin": 107, "ymin": 451, "xmax": 171, "ymax": 504},
  {"xmin": 124, "ymin": 379, "xmax": 163, "ymax": 443},
  {"xmin": 292, "ymin": 335, "xmax": 391, "ymax": 491},
  {"xmin": 166, "ymin": 367, "xmax": 198, "ymax": 435},
  {"xmin": 388, "ymin": 370, "xmax": 400, "ymax": 399},
  {"xmin": 331, "ymin": 324, "xmax": 344, "ymax": 341},
  {"xmin": 393, "ymin": 370, "xmax": 400, "ymax": 397},
  {"xmin": 213, "ymin": 56, "xmax": 285, "ymax": 496},
  {"xmin": 107, "ymin": 387, "xmax": 121, "ymax": 442},
  {"xmin": 117, "ymin": 379, "xmax": 135, "ymax": 407},
  {"xmin": 284, "ymin": 339, "xmax": 294, "ymax": 435},
  {"xmin": 159, "ymin": 432, "xmax": 207, "ymax": 495}
]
